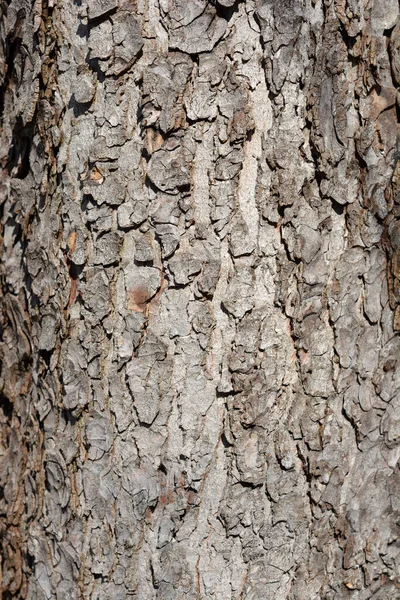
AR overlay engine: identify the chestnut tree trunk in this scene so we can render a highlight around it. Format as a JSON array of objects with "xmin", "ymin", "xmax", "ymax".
[{"xmin": 1, "ymin": 0, "xmax": 400, "ymax": 598}]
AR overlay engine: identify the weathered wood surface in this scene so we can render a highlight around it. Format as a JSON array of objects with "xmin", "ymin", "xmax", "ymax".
[{"xmin": 1, "ymin": 0, "xmax": 400, "ymax": 597}]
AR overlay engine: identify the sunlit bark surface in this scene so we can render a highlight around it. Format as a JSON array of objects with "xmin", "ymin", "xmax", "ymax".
[{"xmin": 1, "ymin": 0, "xmax": 400, "ymax": 597}]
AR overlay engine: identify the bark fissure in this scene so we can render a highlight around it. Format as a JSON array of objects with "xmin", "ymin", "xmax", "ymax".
[{"xmin": 1, "ymin": 0, "xmax": 400, "ymax": 598}]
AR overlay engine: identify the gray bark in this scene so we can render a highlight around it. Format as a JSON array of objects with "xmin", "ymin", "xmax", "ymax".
[{"xmin": 1, "ymin": 0, "xmax": 400, "ymax": 598}]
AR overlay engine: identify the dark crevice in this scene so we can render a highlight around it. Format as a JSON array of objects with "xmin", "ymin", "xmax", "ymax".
[
  {"xmin": 150, "ymin": 559, "xmax": 159, "ymax": 589},
  {"xmin": 340, "ymin": 404, "xmax": 360, "ymax": 447},
  {"xmin": 221, "ymin": 431, "xmax": 234, "ymax": 448},
  {"xmin": 134, "ymin": 256, "xmax": 154, "ymax": 266},
  {"xmin": 68, "ymin": 94, "xmax": 93, "ymax": 118},
  {"xmin": 395, "ymin": 101, "xmax": 400, "ymax": 130},
  {"xmin": 77, "ymin": 23, "xmax": 88, "ymax": 39},
  {"xmin": 88, "ymin": 8, "xmax": 117, "ymax": 27},
  {"xmin": 5, "ymin": 218, "xmax": 22, "ymax": 248},
  {"xmin": 0, "ymin": 78, "xmax": 4, "ymax": 124},
  {"xmin": 177, "ymin": 182, "xmax": 191, "ymax": 194},
  {"xmin": 166, "ymin": 281, "xmax": 188, "ymax": 291},
  {"xmin": 307, "ymin": 127, "xmax": 325, "ymax": 188},
  {"xmin": 38, "ymin": 194, "xmax": 47, "ymax": 212},
  {"xmin": 136, "ymin": 104, "xmax": 144, "ymax": 128},
  {"xmin": 144, "ymin": 175, "xmax": 161, "ymax": 196},
  {"xmin": 1, "ymin": 11, "xmax": 25, "ymax": 121},
  {"xmin": 81, "ymin": 194, "xmax": 94, "ymax": 212},
  {"xmin": 110, "ymin": 49, "xmax": 143, "ymax": 78},
  {"xmin": 141, "ymin": 131, "xmax": 167, "ymax": 161},
  {"xmin": 7, "ymin": 121, "xmax": 33, "ymax": 178},
  {"xmin": 277, "ymin": 208, "xmax": 301, "ymax": 267},
  {"xmin": 234, "ymin": 480, "xmax": 263, "ymax": 489},
  {"xmin": 187, "ymin": 52, "xmax": 200, "ymax": 66},
  {"xmin": 25, "ymin": 550, "xmax": 35, "ymax": 572},
  {"xmin": 0, "ymin": 392, "xmax": 14, "ymax": 420},
  {"xmin": 137, "ymin": 416, "xmax": 156, "ymax": 429},
  {"xmin": 218, "ymin": 300, "xmax": 236, "ymax": 320},
  {"xmin": 354, "ymin": 143, "xmax": 368, "ymax": 171},
  {"xmin": 337, "ymin": 20, "xmax": 358, "ymax": 54},
  {"xmin": 296, "ymin": 443, "xmax": 312, "ymax": 485},
  {"xmin": 68, "ymin": 262, "xmax": 83, "ymax": 280},
  {"xmin": 245, "ymin": 125, "xmax": 255, "ymax": 143},
  {"xmin": 214, "ymin": 0, "xmax": 243, "ymax": 24},
  {"xmin": 330, "ymin": 198, "xmax": 345, "ymax": 216},
  {"xmin": 60, "ymin": 409, "xmax": 77, "ymax": 427},
  {"xmin": 158, "ymin": 463, "xmax": 167, "ymax": 475},
  {"xmin": 383, "ymin": 26, "xmax": 396, "ymax": 39},
  {"xmin": 39, "ymin": 349, "xmax": 52, "ymax": 367},
  {"xmin": 44, "ymin": 472, "xmax": 52, "ymax": 493},
  {"xmin": 86, "ymin": 58, "xmax": 106, "ymax": 83},
  {"xmin": 216, "ymin": 389, "xmax": 240, "ymax": 398}
]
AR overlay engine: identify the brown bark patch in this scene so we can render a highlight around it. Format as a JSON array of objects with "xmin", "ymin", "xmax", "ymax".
[
  {"xmin": 67, "ymin": 231, "xmax": 77, "ymax": 254},
  {"xmin": 127, "ymin": 286, "xmax": 151, "ymax": 312}
]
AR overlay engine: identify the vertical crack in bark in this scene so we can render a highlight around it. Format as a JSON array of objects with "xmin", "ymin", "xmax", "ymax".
[{"xmin": 1, "ymin": 0, "xmax": 400, "ymax": 598}]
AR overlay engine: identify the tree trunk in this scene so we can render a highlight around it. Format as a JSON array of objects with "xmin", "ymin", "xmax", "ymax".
[{"xmin": 1, "ymin": 0, "xmax": 400, "ymax": 597}]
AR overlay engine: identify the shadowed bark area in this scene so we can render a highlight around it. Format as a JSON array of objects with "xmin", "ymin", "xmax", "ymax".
[{"xmin": 1, "ymin": 0, "xmax": 400, "ymax": 598}]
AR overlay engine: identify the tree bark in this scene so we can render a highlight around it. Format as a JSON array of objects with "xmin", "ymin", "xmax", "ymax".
[{"xmin": 1, "ymin": 0, "xmax": 400, "ymax": 597}]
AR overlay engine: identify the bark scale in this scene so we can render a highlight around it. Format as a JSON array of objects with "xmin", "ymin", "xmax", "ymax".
[{"xmin": 1, "ymin": 0, "xmax": 400, "ymax": 598}]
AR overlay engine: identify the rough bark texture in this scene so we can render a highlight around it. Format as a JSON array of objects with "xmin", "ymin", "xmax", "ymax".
[{"xmin": 1, "ymin": 0, "xmax": 400, "ymax": 598}]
